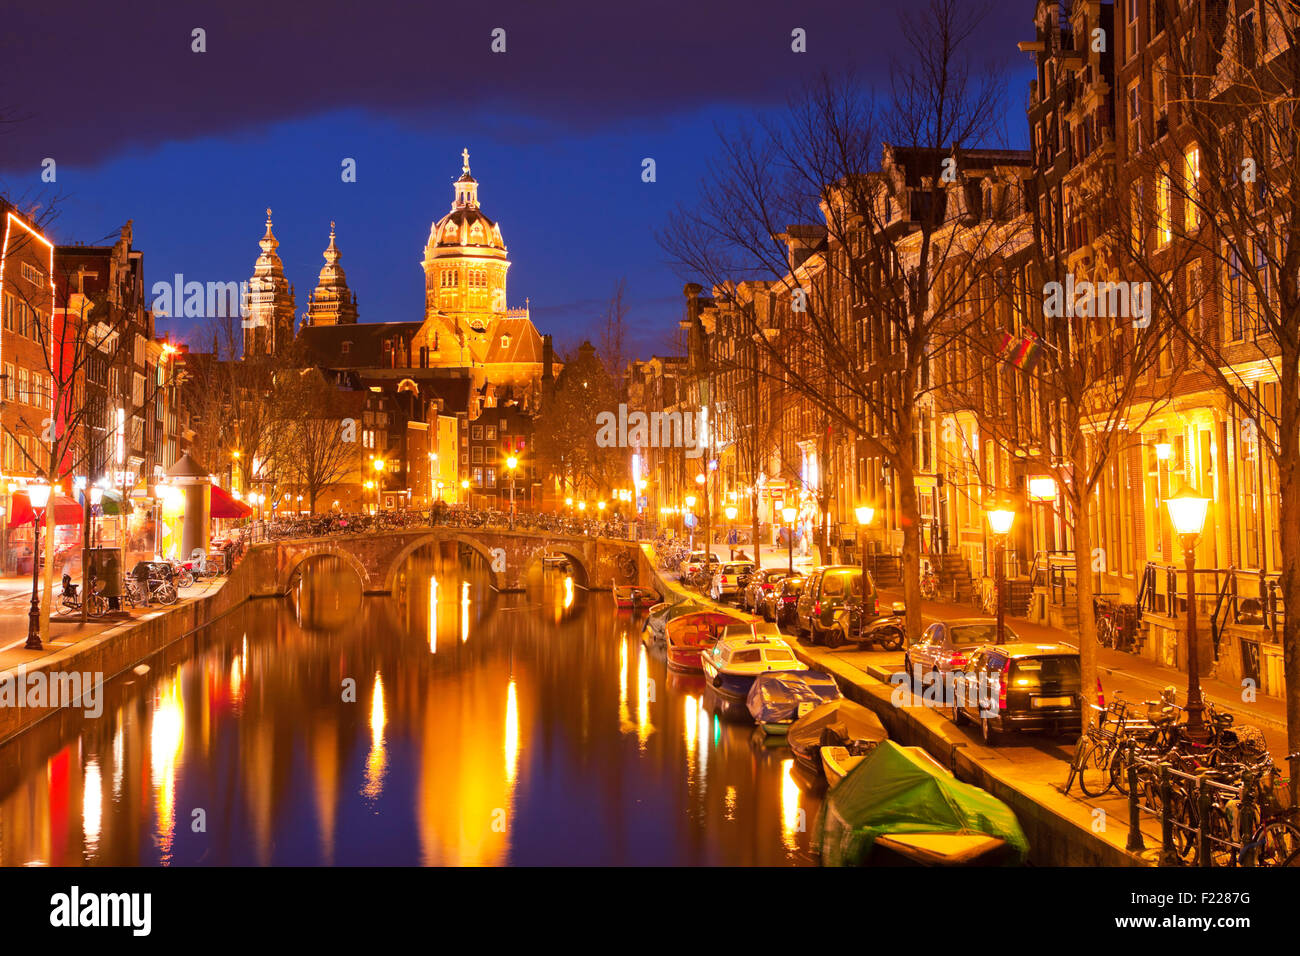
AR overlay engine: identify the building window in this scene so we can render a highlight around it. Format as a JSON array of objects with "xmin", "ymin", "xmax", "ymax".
[
  {"xmin": 471, "ymin": 446, "xmax": 482, "ymax": 464},
  {"xmin": 471, "ymin": 425, "xmax": 483, "ymax": 440},
  {"xmin": 485, "ymin": 426, "xmax": 496, "ymax": 441},
  {"xmin": 341, "ymin": 341, "xmax": 351, "ymax": 355},
  {"xmin": 485, "ymin": 467, "xmax": 496, "ymax": 488},
  {"xmin": 1126, "ymin": 0, "xmax": 1139, "ymax": 59},
  {"xmin": 1156, "ymin": 174, "xmax": 1172, "ymax": 246},
  {"xmin": 1183, "ymin": 145, "xmax": 1201, "ymax": 229},
  {"xmin": 472, "ymin": 466, "xmax": 483, "ymax": 487},
  {"xmin": 1127, "ymin": 80, "xmax": 1142, "ymax": 153}
]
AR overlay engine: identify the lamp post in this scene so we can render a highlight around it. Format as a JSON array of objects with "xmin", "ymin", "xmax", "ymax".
[
  {"xmin": 782, "ymin": 505, "xmax": 798, "ymax": 575},
  {"xmin": 725, "ymin": 505, "xmax": 738, "ymax": 559},
  {"xmin": 506, "ymin": 455, "xmax": 518, "ymax": 529},
  {"xmin": 372, "ymin": 458, "xmax": 385, "ymax": 514},
  {"xmin": 26, "ymin": 483, "xmax": 52, "ymax": 650},
  {"xmin": 1166, "ymin": 484, "xmax": 1211, "ymax": 738},
  {"xmin": 984, "ymin": 499, "xmax": 1017, "ymax": 645},
  {"xmin": 856, "ymin": 504, "xmax": 874, "ymax": 619}
]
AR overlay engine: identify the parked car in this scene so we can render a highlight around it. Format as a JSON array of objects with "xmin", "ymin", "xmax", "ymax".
[
  {"xmin": 682, "ymin": 551, "xmax": 710, "ymax": 581},
  {"xmin": 742, "ymin": 569, "xmax": 788, "ymax": 614},
  {"xmin": 766, "ymin": 574, "xmax": 805, "ymax": 626},
  {"xmin": 795, "ymin": 566, "xmax": 879, "ymax": 646},
  {"xmin": 710, "ymin": 561, "xmax": 756, "ymax": 601},
  {"xmin": 947, "ymin": 643, "xmax": 1086, "ymax": 744},
  {"xmin": 903, "ymin": 619, "xmax": 1016, "ymax": 682},
  {"xmin": 686, "ymin": 552, "xmax": 720, "ymax": 587}
]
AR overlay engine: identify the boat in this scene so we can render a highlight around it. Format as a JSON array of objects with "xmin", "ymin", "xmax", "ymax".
[
  {"xmin": 665, "ymin": 610, "xmax": 746, "ymax": 673},
  {"xmin": 820, "ymin": 741, "xmax": 879, "ymax": 787},
  {"xmin": 746, "ymin": 670, "xmax": 842, "ymax": 734},
  {"xmin": 787, "ymin": 699, "xmax": 889, "ymax": 777},
  {"xmin": 818, "ymin": 741, "xmax": 1029, "ymax": 867},
  {"xmin": 644, "ymin": 597, "xmax": 704, "ymax": 642},
  {"xmin": 700, "ymin": 634, "xmax": 807, "ymax": 701},
  {"xmin": 614, "ymin": 585, "xmax": 661, "ymax": 609}
]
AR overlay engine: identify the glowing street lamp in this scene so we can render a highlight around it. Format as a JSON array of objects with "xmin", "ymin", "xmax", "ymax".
[
  {"xmin": 1166, "ymin": 483, "xmax": 1211, "ymax": 737},
  {"xmin": 506, "ymin": 454, "xmax": 519, "ymax": 529},
  {"xmin": 984, "ymin": 498, "xmax": 1018, "ymax": 645},
  {"xmin": 25, "ymin": 482, "xmax": 52, "ymax": 650}
]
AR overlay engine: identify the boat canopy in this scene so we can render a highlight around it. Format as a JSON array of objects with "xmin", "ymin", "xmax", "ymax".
[
  {"xmin": 787, "ymin": 699, "xmax": 888, "ymax": 759},
  {"xmin": 747, "ymin": 670, "xmax": 842, "ymax": 724},
  {"xmin": 818, "ymin": 741, "xmax": 1029, "ymax": 867}
]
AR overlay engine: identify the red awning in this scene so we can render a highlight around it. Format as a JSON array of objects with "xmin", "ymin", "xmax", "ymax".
[
  {"xmin": 209, "ymin": 483, "xmax": 253, "ymax": 519},
  {"xmin": 7, "ymin": 492, "xmax": 85, "ymax": 528}
]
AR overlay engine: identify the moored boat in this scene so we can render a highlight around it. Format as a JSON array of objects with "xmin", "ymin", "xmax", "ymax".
[
  {"xmin": 665, "ymin": 610, "xmax": 747, "ymax": 673},
  {"xmin": 747, "ymin": 670, "xmax": 842, "ymax": 734},
  {"xmin": 820, "ymin": 742, "xmax": 878, "ymax": 787},
  {"xmin": 644, "ymin": 597, "xmax": 704, "ymax": 642},
  {"xmin": 700, "ymin": 634, "xmax": 807, "ymax": 701},
  {"xmin": 614, "ymin": 585, "xmax": 661, "ymax": 609},
  {"xmin": 818, "ymin": 740, "xmax": 1028, "ymax": 866},
  {"xmin": 787, "ymin": 699, "xmax": 889, "ymax": 776}
]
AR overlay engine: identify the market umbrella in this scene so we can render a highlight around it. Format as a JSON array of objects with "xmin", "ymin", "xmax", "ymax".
[
  {"xmin": 7, "ymin": 491, "xmax": 86, "ymax": 528},
  {"xmin": 210, "ymin": 483, "xmax": 252, "ymax": 519}
]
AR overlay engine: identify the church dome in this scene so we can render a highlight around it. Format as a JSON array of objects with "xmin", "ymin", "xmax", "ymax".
[{"xmin": 425, "ymin": 149, "xmax": 507, "ymax": 257}]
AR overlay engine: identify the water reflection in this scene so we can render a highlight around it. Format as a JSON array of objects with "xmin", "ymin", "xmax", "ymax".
[{"xmin": 0, "ymin": 549, "xmax": 822, "ymax": 865}]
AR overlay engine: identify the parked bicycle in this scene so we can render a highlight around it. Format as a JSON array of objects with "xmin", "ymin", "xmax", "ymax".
[{"xmin": 59, "ymin": 573, "xmax": 109, "ymax": 618}]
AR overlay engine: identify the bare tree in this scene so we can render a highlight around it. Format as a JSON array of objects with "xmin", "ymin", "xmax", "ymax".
[{"xmin": 662, "ymin": 0, "xmax": 1015, "ymax": 639}]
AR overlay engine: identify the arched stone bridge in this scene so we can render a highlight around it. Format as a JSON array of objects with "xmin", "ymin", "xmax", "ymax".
[{"xmin": 239, "ymin": 528, "xmax": 646, "ymax": 596}]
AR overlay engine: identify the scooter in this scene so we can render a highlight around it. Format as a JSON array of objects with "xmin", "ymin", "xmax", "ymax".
[{"xmin": 840, "ymin": 600, "xmax": 906, "ymax": 650}]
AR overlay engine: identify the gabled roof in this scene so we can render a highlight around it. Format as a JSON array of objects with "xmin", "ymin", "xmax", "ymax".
[{"xmin": 483, "ymin": 316, "xmax": 544, "ymax": 364}]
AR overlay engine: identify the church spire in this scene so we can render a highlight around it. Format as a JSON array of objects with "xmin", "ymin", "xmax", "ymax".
[
  {"xmin": 305, "ymin": 220, "xmax": 358, "ymax": 326},
  {"xmin": 245, "ymin": 208, "xmax": 296, "ymax": 356},
  {"xmin": 453, "ymin": 147, "xmax": 479, "ymax": 209}
]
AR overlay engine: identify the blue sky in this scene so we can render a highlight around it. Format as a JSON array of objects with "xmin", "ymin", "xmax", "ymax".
[{"xmin": 0, "ymin": 0, "xmax": 1032, "ymax": 360}]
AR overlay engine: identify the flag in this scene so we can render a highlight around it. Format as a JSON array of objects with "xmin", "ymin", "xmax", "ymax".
[
  {"xmin": 1012, "ymin": 331, "xmax": 1042, "ymax": 372},
  {"xmin": 996, "ymin": 331, "xmax": 1016, "ymax": 359}
]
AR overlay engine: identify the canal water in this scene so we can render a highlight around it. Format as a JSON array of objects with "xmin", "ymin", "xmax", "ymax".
[{"xmin": 0, "ymin": 548, "xmax": 822, "ymax": 865}]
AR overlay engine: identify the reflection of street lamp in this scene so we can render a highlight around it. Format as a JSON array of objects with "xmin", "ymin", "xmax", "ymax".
[
  {"xmin": 782, "ymin": 505, "xmax": 798, "ymax": 574},
  {"xmin": 855, "ymin": 504, "xmax": 874, "ymax": 617},
  {"xmin": 26, "ymin": 483, "xmax": 52, "ymax": 650},
  {"xmin": 1166, "ymin": 483, "xmax": 1210, "ymax": 738},
  {"xmin": 984, "ymin": 499, "xmax": 1017, "ymax": 645}
]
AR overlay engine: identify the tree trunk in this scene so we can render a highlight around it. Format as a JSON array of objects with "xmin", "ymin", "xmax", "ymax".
[
  {"xmin": 39, "ymin": 491, "xmax": 56, "ymax": 644},
  {"xmin": 1276, "ymin": 342, "xmax": 1300, "ymax": 803},
  {"xmin": 895, "ymin": 425, "xmax": 923, "ymax": 644},
  {"xmin": 751, "ymin": 487, "xmax": 762, "ymax": 566},
  {"xmin": 1070, "ymin": 439, "xmax": 1100, "ymax": 731}
]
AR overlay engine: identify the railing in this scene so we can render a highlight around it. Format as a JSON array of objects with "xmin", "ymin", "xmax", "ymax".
[
  {"xmin": 1029, "ymin": 549, "xmax": 1076, "ymax": 605},
  {"xmin": 1140, "ymin": 562, "xmax": 1283, "ymax": 658}
]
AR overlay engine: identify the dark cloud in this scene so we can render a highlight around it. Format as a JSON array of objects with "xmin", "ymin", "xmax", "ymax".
[{"xmin": 0, "ymin": 0, "xmax": 1032, "ymax": 172}]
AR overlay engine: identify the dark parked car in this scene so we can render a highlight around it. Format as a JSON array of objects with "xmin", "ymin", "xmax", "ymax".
[
  {"xmin": 741, "ymin": 569, "xmax": 788, "ymax": 614},
  {"xmin": 947, "ymin": 643, "xmax": 1086, "ymax": 744},
  {"xmin": 903, "ymin": 619, "xmax": 1016, "ymax": 681},
  {"xmin": 794, "ymin": 566, "xmax": 879, "ymax": 646},
  {"xmin": 766, "ymin": 575, "xmax": 804, "ymax": 626}
]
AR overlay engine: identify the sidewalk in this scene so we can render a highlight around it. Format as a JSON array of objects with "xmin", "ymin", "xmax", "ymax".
[
  {"xmin": 881, "ymin": 586, "xmax": 1291, "ymax": 748},
  {"xmin": 0, "ymin": 573, "xmax": 225, "ymax": 680}
]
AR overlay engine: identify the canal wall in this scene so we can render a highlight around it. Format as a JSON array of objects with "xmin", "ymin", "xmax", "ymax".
[
  {"xmin": 0, "ymin": 543, "xmax": 282, "ymax": 746},
  {"xmin": 641, "ymin": 551, "xmax": 1154, "ymax": 867}
]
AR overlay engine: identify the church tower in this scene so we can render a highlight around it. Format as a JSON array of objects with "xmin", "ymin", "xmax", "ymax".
[
  {"xmin": 243, "ymin": 209, "xmax": 297, "ymax": 357},
  {"xmin": 420, "ymin": 149, "xmax": 510, "ymax": 363},
  {"xmin": 304, "ymin": 221, "xmax": 358, "ymax": 327}
]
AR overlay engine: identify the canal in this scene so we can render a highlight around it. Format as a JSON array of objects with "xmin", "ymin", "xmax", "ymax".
[{"xmin": 0, "ymin": 547, "xmax": 822, "ymax": 865}]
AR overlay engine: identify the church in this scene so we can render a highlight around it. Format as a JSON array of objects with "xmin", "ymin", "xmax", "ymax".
[{"xmin": 241, "ymin": 150, "xmax": 557, "ymax": 511}]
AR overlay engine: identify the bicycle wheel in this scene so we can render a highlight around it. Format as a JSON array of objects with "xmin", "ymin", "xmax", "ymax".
[
  {"xmin": 1165, "ymin": 785, "xmax": 1197, "ymax": 863},
  {"xmin": 1251, "ymin": 821, "xmax": 1300, "ymax": 867},
  {"xmin": 177, "ymin": 569, "xmax": 195, "ymax": 589},
  {"xmin": 1078, "ymin": 738, "xmax": 1115, "ymax": 797},
  {"xmin": 154, "ymin": 583, "xmax": 178, "ymax": 605},
  {"xmin": 86, "ymin": 594, "xmax": 108, "ymax": 619},
  {"xmin": 1200, "ymin": 803, "xmax": 1237, "ymax": 867}
]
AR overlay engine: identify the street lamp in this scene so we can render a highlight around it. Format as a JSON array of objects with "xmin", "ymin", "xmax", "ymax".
[
  {"xmin": 506, "ymin": 454, "xmax": 519, "ymax": 529},
  {"xmin": 782, "ymin": 505, "xmax": 798, "ymax": 574},
  {"xmin": 26, "ymin": 483, "xmax": 52, "ymax": 650},
  {"xmin": 1166, "ymin": 483, "xmax": 1211, "ymax": 737},
  {"xmin": 373, "ymin": 458, "xmax": 385, "ymax": 514},
  {"xmin": 984, "ymin": 498, "xmax": 1018, "ymax": 645},
  {"xmin": 855, "ymin": 504, "xmax": 874, "ymax": 618}
]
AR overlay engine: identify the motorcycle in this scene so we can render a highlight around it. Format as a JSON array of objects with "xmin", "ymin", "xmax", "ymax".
[{"xmin": 835, "ymin": 599, "xmax": 906, "ymax": 651}]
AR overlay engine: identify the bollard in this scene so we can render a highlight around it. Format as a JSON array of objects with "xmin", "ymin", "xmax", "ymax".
[
  {"xmin": 1126, "ymin": 743, "xmax": 1146, "ymax": 852},
  {"xmin": 1159, "ymin": 764, "xmax": 1178, "ymax": 866},
  {"xmin": 1197, "ymin": 778, "xmax": 1212, "ymax": 867}
]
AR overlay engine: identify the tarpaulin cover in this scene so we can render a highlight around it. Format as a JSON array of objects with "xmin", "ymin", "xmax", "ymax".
[
  {"xmin": 747, "ymin": 670, "xmax": 842, "ymax": 724},
  {"xmin": 818, "ymin": 740, "xmax": 1029, "ymax": 867},
  {"xmin": 787, "ymin": 699, "xmax": 888, "ymax": 763}
]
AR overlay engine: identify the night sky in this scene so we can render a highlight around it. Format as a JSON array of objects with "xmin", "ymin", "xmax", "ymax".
[{"xmin": 1, "ymin": 0, "xmax": 1032, "ymax": 359}]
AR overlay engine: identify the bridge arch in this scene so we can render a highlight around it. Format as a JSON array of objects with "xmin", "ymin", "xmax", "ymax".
[
  {"xmin": 381, "ymin": 532, "xmax": 504, "ymax": 594},
  {"xmin": 522, "ymin": 542, "xmax": 591, "ymax": 589},
  {"xmin": 284, "ymin": 544, "xmax": 371, "ymax": 593}
]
